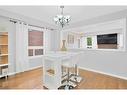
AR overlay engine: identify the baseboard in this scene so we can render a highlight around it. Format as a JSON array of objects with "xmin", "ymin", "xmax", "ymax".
[
  {"xmin": 8, "ymin": 66, "xmax": 43, "ymax": 76},
  {"xmin": 8, "ymin": 72, "xmax": 16, "ymax": 76},
  {"xmin": 26, "ymin": 65, "xmax": 43, "ymax": 71},
  {"xmin": 79, "ymin": 66, "xmax": 127, "ymax": 80}
]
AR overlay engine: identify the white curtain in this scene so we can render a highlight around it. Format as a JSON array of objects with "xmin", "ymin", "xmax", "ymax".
[
  {"xmin": 92, "ymin": 35, "xmax": 97, "ymax": 49},
  {"xmin": 15, "ymin": 22, "xmax": 29, "ymax": 73}
]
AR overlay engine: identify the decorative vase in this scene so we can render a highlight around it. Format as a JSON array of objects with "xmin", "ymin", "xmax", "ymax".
[{"xmin": 61, "ymin": 40, "xmax": 67, "ymax": 51}]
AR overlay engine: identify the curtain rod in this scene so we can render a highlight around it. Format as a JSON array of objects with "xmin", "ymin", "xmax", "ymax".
[
  {"xmin": 0, "ymin": 15, "xmax": 55, "ymax": 31},
  {"xmin": 9, "ymin": 18, "xmax": 55, "ymax": 31}
]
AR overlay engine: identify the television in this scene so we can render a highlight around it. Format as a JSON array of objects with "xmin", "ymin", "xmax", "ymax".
[{"xmin": 97, "ymin": 33, "xmax": 117, "ymax": 44}]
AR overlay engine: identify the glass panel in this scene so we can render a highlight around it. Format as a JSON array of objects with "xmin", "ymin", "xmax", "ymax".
[
  {"xmin": 97, "ymin": 33, "xmax": 117, "ymax": 49},
  {"xmin": 35, "ymin": 49, "xmax": 43, "ymax": 55},
  {"xmin": 87, "ymin": 37, "xmax": 92, "ymax": 46},
  {"xmin": 67, "ymin": 34, "xmax": 74, "ymax": 44},
  {"xmin": 28, "ymin": 49, "xmax": 33, "ymax": 56}
]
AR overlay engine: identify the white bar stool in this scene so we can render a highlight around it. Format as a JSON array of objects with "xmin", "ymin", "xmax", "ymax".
[
  {"xmin": 61, "ymin": 58, "xmax": 76, "ymax": 89},
  {"xmin": 60, "ymin": 54, "xmax": 81, "ymax": 89}
]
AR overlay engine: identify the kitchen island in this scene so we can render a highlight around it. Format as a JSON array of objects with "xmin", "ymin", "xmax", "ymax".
[{"xmin": 43, "ymin": 51, "xmax": 82, "ymax": 89}]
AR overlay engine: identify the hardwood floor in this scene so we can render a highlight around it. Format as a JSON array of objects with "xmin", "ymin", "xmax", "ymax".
[
  {"xmin": 0, "ymin": 67, "xmax": 127, "ymax": 89},
  {"xmin": 77, "ymin": 69, "xmax": 127, "ymax": 89}
]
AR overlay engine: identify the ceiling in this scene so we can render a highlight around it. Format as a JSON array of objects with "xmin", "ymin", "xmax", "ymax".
[{"xmin": 0, "ymin": 6, "xmax": 127, "ymax": 29}]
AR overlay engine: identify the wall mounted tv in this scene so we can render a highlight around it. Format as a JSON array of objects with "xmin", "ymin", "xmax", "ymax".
[{"xmin": 97, "ymin": 33, "xmax": 117, "ymax": 44}]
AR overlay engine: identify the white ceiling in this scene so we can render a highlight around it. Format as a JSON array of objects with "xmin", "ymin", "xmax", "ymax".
[{"xmin": 0, "ymin": 6, "xmax": 127, "ymax": 28}]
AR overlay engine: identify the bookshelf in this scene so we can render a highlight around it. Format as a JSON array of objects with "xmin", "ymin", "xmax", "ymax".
[{"xmin": 0, "ymin": 32, "xmax": 8, "ymax": 78}]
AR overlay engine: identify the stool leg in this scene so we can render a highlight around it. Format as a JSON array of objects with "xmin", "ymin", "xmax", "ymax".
[
  {"xmin": 74, "ymin": 64, "xmax": 78, "ymax": 83},
  {"xmin": 64, "ymin": 67, "xmax": 70, "ymax": 89},
  {"xmin": 61, "ymin": 66, "xmax": 64, "ymax": 76},
  {"xmin": 75, "ymin": 64, "xmax": 77, "ymax": 76},
  {"xmin": 67, "ymin": 67, "xmax": 70, "ymax": 83},
  {"xmin": 5, "ymin": 75, "xmax": 8, "ymax": 80}
]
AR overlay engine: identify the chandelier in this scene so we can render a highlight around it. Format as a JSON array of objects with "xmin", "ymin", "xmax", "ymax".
[{"xmin": 54, "ymin": 6, "xmax": 71, "ymax": 28}]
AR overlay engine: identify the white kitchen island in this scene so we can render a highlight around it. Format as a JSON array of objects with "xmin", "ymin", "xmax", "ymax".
[{"xmin": 43, "ymin": 51, "xmax": 82, "ymax": 89}]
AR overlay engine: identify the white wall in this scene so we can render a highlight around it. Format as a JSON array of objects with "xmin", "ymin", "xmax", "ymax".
[
  {"xmin": 64, "ymin": 18, "xmax": 127, "ymax": 80},
  {"xmin": 79, "ymin": 50, "xmax": 127, "ymax": 79},
  {"xmin": 69, "ymin": 48, "xmax": 127, "ymax": 79},
  {"xmin": 29, "ymin": 57, "xmax": 43, "ymax": 69},
  {"xmin": 28, "ymin": 28, "xmax": 52, "ymax": 70},
  {"xmin": 50, "ymin": 30, "xmax": 61, "ymax": 51}
]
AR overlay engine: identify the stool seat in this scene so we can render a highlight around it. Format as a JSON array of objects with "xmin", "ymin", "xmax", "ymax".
[{"xmin": 62, "ymin": 62, "xmax": 73, "ymax": 68}]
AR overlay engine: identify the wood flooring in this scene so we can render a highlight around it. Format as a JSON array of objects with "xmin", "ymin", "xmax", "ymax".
[{"xmin": 0, "ymin": 67, "xmax": 127, "ymax": 89}]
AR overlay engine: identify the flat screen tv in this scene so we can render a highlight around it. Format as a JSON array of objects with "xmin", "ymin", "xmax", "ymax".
[{"xmin": 97, "ymin": 33, "xmax": 117, "ymax": 44}]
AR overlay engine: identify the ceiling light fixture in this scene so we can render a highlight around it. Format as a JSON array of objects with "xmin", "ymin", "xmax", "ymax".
[{"xmin": 54, "ymin": 6, "xmax": 71, "ymax": 28}]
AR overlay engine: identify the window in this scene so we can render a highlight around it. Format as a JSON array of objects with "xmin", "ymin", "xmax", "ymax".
[
  {"xmin": 97, "ymin": 33, "xmax": 117, "ymax": 49},
  {"xmin": 35, "ymin": 49, "xmax": 43, "ymax": 55},
  {"xmin": 28, "ymin": 30, "xmax": 43, "ymax": 46},
  {"xmin": 28, "ymin": 29, "xmax": 44, "ymax": 57},
  {"xmin": 80, "ymin": 33, "xmax": 124, "ymax": 50},
  {"xmin": 87, "ymin": 37, "xmax": 92, "ymax": 48},
  {"xmin": 65, "ymin": 30, "xmax": 124, "ymax": 51},
  {"xmin": 67, "ymin": 34, "xmax": 74, "ymax": 44},
  {"xmin": 28, "ymin": 49, "xmax": 33, "ymax": 56}
]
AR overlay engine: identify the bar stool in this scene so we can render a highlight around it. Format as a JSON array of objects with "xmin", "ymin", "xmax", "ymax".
[
  {"xmin": 61, "ymin": 54, "xmax": 79, "ymax": 89},
  {"xmin": 70, "ymin": 54, "xmax": 82, "ymax": 84},
  {"xmin": 61, "ymin": 60, "xmax": 75, "ymax": 89}
]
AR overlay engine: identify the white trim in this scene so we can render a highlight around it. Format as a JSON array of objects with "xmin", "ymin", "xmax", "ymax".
[
  {"xmin": 8, "ymin": 72, "xmax": 16, "ymax": 76},
  {"xmin": 3, "ymin": 71, "xmax": 18, "ymax": 77},
  {"xmin": 0, "ymin": 75, "xmax": 7, "ymax": 78},
  {"xmin": 26, "ymin": 65, "xmax": 42, "ymax": 71},
  {"xmin": 28, "ymin": 46, "xmax": 44, "ymax": 49},
  {"xmin": 8, "ymin": 66, "xmax": 43, "ymax": 76},
  {"xmin": 79, "ymin": 66, "xmax": 127, "ymax": 80},
  {"xmin": 29, "ymin": 55, "xmax": 44, "ymax": 59},
  {"xmin": 28, "ymin": 25, "xmax": 46, "ymax": 32},
  {"xmin": 68, "ymin": 48, "xmax": 125, "ymax": 52},
  {"xmin": 28, "ymin": 46, "xmax": 44, "ymax": 57}
]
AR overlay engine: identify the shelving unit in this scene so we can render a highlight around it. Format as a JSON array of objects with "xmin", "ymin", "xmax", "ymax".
[{"xmin": 0, "ymin": 32, "xmax": 8, "ymax": 78}]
